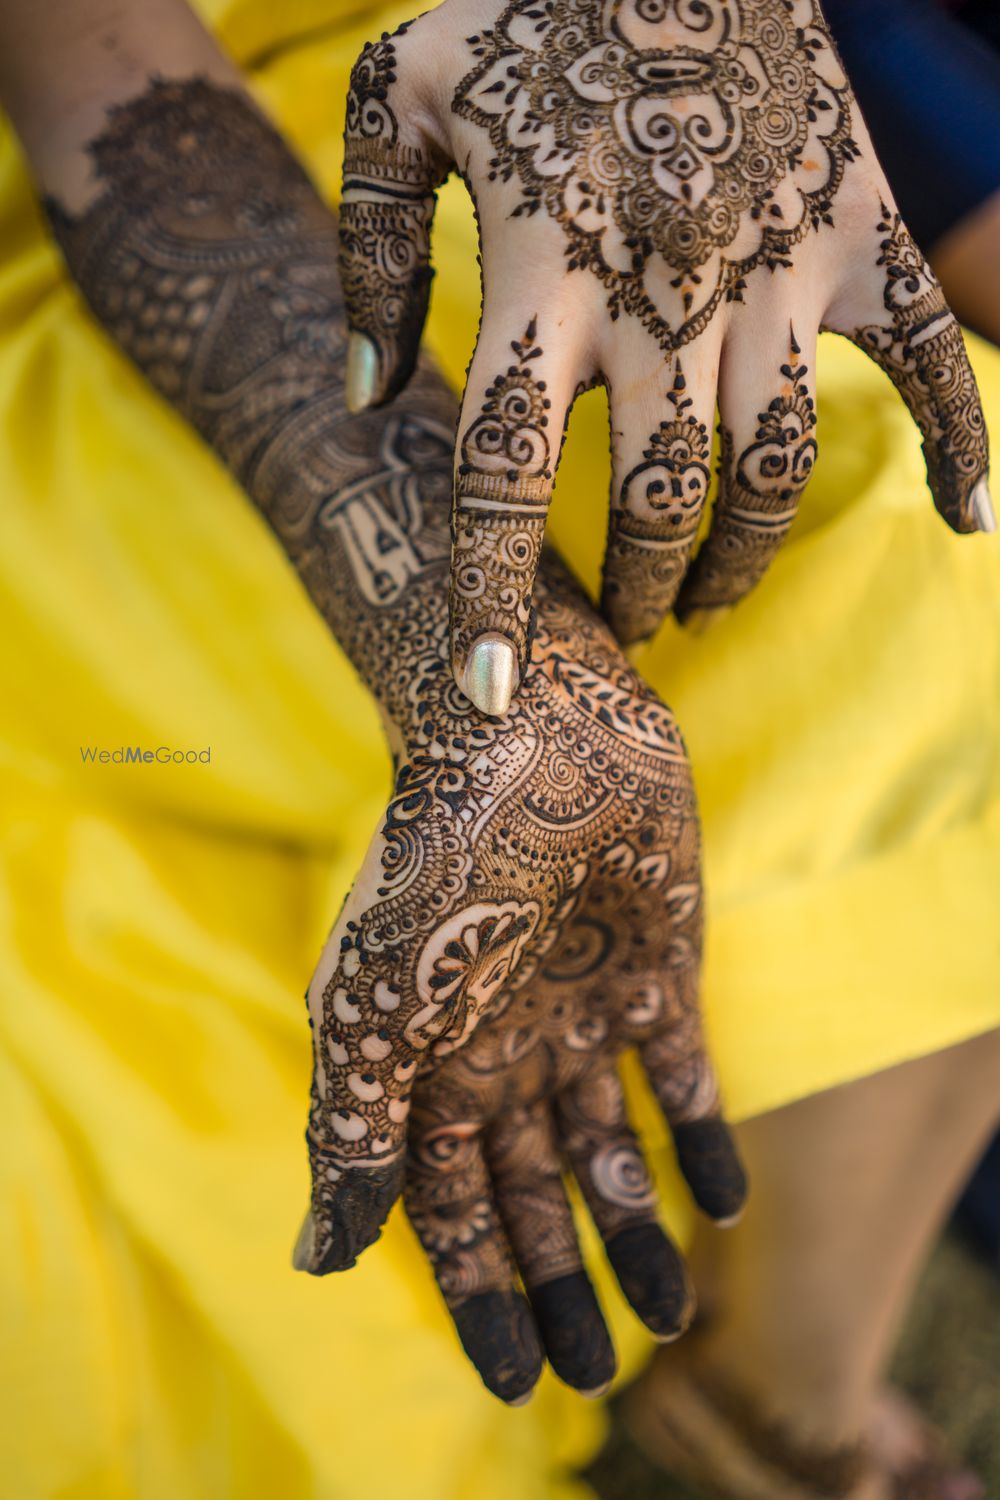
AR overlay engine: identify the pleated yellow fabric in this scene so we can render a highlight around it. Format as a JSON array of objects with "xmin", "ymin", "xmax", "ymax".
[{"xmin": 2, "ymin": 3, "xmax": 998, "ymax": 1496}]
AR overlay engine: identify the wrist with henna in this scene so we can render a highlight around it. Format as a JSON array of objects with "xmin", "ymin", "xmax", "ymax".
[{"xmin": 45, "ymin": 80, "xmax": 746, "ymax": 1394}]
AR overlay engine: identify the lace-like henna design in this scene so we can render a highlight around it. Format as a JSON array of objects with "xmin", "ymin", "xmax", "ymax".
[
  {"xmin": 338, "ymin": 30, "xmax": 447, "ymax": 397},
  {"xmin": 49, "ymin": 79, "xmax": 740, "ymax": 1296},
  {"xmin": 451, "ymin": 318, "xmax": 553, "ymax": 670},
  {"xmin": 454, "ymin": 0, "xmax": 859, "ymax": 351},
  {"xmin": 405, "ymin": 779, "xmax": 747, "ymax": 1396},
  {"xmin": 676, "ymin": 326, "xmax": 817, "ymax": 617},
  {"xmin": 847, "ymin": 205, "xmax": 989, "ymax": 533},
  {"xmin": 602, "ymin": 364, "xmax": 711, "ymax": 644}
]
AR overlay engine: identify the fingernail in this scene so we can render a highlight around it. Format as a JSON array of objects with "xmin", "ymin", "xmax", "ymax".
[
  {"xmin": 579, "ymin": 1381, "xmax": 612, "ymax": 1400},
  {"xmin": 683, "ymin": 605, "xmax": 732, "ymax": 636},
  {"xmin": 292, "ymin": 1208, "xmax": 316, "ymax": 1271},
  {"xmin": 971, "ymin": 477, "xmax": 997, "ymax": 533},
  {"xmin": 463, "ymin": 636, "xmax": 518, "ymax": 717},
  {"xmin": 506, "ymin": 1390, "xmax": 534, "ymax": 1408},
  {"xmin": 715, "ymin": 1208, "xmax": 745, "ymax": 1229},
  {"xmin": 346, "ymin": 332, "xmax": 379, "ymax": 414}
]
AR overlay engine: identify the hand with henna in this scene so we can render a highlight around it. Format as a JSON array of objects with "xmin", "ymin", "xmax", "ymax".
[
  {"xmin": 339, "ymin": 0, "xmax": 994, "ymax": 712},
  {"xmin": 1, "ymin": 52, "xmax": 743, "ymax": 1297},
  {"xmin": 404, "ymin": 724, "xmax": 747, "ymax": 1402}
]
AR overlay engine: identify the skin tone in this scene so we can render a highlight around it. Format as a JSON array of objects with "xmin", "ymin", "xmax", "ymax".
[
  {"xmin": 0, "ymin": 0, "xmax": 744, "ymax": 1400},
  {"xmin": 932, "ymin": 187, "xmax": 1000, "ymax": 350},
  {"xmin": 626, "ymin": 1029, "xmax": 1000, "ymax": 1499},
  {"xmin": 336, "ymin": 0, "xmax": 995, "ymax": 715}
]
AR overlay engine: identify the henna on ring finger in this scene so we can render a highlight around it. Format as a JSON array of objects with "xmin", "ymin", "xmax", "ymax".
[
  {"xmin": 404, "ymin": 1100, "xmax": 544, "ymax": 1404},
  {"xmin": 486, "ymin": 1099, "xmax": 617, "ymax": 1395},
  {"xmin": 675, "ymin": 323, "xmax": 818, "ymax": 626},
  {"xmin": 557, "ymin": 1066, "xmax": 694, "ymax": 1342}
]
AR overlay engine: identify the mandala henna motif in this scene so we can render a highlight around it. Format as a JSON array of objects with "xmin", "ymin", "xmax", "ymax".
[
  {"xmin": 452, "ymin": 318, "xmax": 554, "ymax": 668},
  {"xmin": 602, "ymin": 364, "xmax": 712, "ymax": 643},
  {"xmin": 455, "ymin": 0, "xmax": 859, "ymax": 350},
  {"xmin": 338, "ymin": 31, "xmax": 447, "ymax": 395},
  {"xmin": 848, "ymin": 204, "xmax": 989, "ymax": 532},
  {"xmin": 677, "ymin": 325, "xmax": 816, "ymax": 615}
]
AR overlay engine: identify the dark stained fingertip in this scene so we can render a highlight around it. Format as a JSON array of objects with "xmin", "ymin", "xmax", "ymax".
[
  {"xmin": 672, "ymin": 1118, "xmax": 749, "ymax": 1223},
  {"xmin": 604, "ymin": 1222, "xmax": 695, "ymax": 1341},
  {"xmin": 302, "ymin": 1156, "xmax": 405, "ymax": 1274},
  {"xmin": 450, "ymin": 1291, "xmax": 544, "ymax": 1404},
  {"xmin": 527, "ymin": 1272, "xmax": 617, "ymax": 1394}
]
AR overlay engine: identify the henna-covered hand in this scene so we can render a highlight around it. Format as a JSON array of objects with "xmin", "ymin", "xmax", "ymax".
[
  {"xmin": 339, "ymin": 0, "xmax": 993, "ymax": 708},
  {"xmin": 404, "ymin": 700, "xmax": 748, "ymax": 1402},
  {"xmin": 41, "ymin": 76, "xmax": 743, "ymax": 1291}
]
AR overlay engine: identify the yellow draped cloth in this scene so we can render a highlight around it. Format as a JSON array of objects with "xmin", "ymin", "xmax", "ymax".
[{"xmin": 2, "ymin": 4, "xmax": 999, "ymax": 1496}]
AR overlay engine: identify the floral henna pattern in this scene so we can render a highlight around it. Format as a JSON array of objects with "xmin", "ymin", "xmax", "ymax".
[
  {"xmin": 339, "ymin": 31, "xmax": 447, "ymax": 395},
  {"xmin": 602, "ymin": 364, "xmax": 712, "ymax": 643},
  {"xmin": 455, "ymin": 0, "xmax": 859, "ymax": 350},
  {"xmin": 848, "ymin": 205, "xmax": 990, "ymax": 532},
  {"xmin": 49, "ymin": 79, "xmax": 743, "ymax": 1341},
  {"xmin": 405, "ymin": 815, "xmax": 746, "ymax": 1396},
  {"xmin": 452, "ymin": 318, "xmax": 554, "ymax": 669},
  {"xmin": 677, "ymin": 326, "xmax": 817, "ymax": 615}
]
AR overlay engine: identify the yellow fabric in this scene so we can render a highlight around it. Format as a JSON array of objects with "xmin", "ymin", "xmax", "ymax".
[{"xmin": 2, "ymin": 2, "xmax": 999, "ymax": 1496}]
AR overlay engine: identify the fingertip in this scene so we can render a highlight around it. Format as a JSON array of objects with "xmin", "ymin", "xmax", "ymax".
[
  {"xmin": 672, "ymin": 1118, "xmax": 749, "ymax": 1224},
  {"xmin": 300, "ymin": 1156, "xmax": 405, "ymax": 1274},
  {"xmin": 450, "ymin": 1290, "xmax": 545, "ymax": 1404},
  {"xmin": 527, "ymin": 1272, "xmax": 617, "ymax": 1395},
  {"xmin": 605, "ymin": 1222, "xmax": 695, "ymax": 1342}
]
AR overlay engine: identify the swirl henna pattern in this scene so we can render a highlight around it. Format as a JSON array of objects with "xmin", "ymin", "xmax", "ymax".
[
  {"xmin": 455, "ymin": 0, "xmax": 859, "ymax": 351},
  {"xmin": 47, "ymin": 81, "xmax": 745, "ymax": 1355},
  {"xmin": 338, "ymin": 0, "xmax": 992, "ymax": 701},
  {"xmin": 602, "ymin": 363, "xmax": 712, "ymax": 643},
  {"xmin": 452, "ymin": 318, "xmax": 554, "ymax": 670},
  {"xmin": 338, "ymin": 30, "xmax": 447, "ymax": 403},
  {"xmin": 846, "ymin": 205, "xmax": 991, "ymax": 534},
  {"xmin": 404, "ymin": 799, "xmax": 749, "ymax": 1398},
  {"xmin": 676, "ymin": 326, "xmax": 817, "ymax": 617}
]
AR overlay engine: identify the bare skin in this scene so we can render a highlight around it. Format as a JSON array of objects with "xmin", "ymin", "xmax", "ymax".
[
  {"xmin": 625, "ymin": 1030, "xmax": 1000, "ymax": 1498},
  {"xmin": 932, "ymin": 188, "xmax": 1000, "ymax": 351}
]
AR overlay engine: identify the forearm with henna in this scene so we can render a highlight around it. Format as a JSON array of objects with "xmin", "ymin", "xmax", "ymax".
[{"xmin": 36, "ymin": 78, "xmax": 748, "ymax": 1301}]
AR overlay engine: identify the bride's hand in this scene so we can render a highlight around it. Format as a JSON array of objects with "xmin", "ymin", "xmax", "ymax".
[{"xmin": 338, "ymin": 0, "xmax": 992, "ymax": 714}]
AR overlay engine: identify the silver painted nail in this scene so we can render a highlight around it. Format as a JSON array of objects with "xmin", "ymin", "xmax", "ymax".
[
  {"xmin": 972, "ymin": 477, "xmax": 997, "ymax": 534},
  {"xmin": 345, "ymin": 332, "xmax": 379, "ymax": 415},
  {"xmin": 463, "ymin": 636, "xmax": 518, "ymax": 717},
  {"xmin": 291, "ymin": 1208, "xmax": 316, "ymax": 1271}
]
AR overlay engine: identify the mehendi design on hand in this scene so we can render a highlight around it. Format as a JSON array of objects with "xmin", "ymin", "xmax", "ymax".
[
  {"xmin": 451, "ymin": 318, "xmax": 554, "ymax": 670},
  {"xmin": 49, "ymin": 79, "xmax": 744, "ymax": 1340},
  {"xmin": 455, "ymin": 0, "xmax": 859, "ymax": 350},
  {"xmin": 847, "ymin": 204, "xmax": 990, "ymax": 533},
  {"xmin": 602, "ymin": 363, "xmax": 711, "ymax": 643},
  {"xmin": 677, "ymin": 326, "xmax": 817, "ymax": 616}
]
